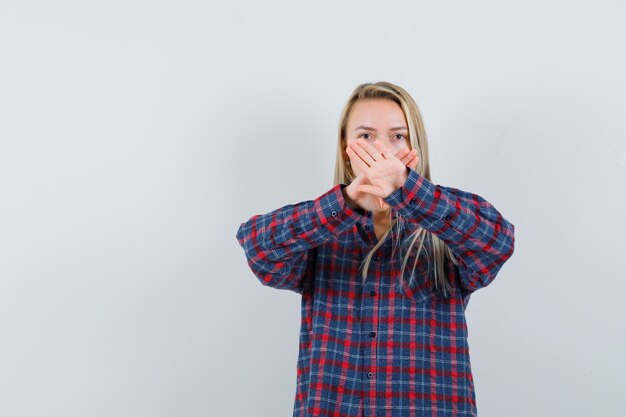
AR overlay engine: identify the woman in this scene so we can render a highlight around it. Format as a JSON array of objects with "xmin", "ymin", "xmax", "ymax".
[{"xmin": 236, "ymin": 81, "xmax": 515, "ymax": 417}]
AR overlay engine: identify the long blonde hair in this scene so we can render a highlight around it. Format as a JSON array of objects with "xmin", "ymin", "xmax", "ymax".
[{"xmin": 333, "ymin": 81, "xmax": 458, "ymax": 298}]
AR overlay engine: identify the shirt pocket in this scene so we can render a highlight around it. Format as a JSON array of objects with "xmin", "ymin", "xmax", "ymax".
[
  {"xmin": 399, "ymin": 275, "xmax": 438, "ymax": 303},
  {"xmin": 395, "ymin": 253, "xmax": 439, "ymax": 304}
]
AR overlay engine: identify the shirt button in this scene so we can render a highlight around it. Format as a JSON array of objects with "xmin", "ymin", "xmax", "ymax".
[
  {"xmin": 369, "ymin": 331, "xmax": 376, "ymax": 338},
  {"xmin": 374, "ymin": 255, "xmax": 380, "ymax": 261},
  {"xmin": 367, "ymin": 372, "xmax": 374, "ymax": 379},
  {"xmin": 331, "ymin": 210, "xmax": 337, "ymax": 217},
  {"xmin": 444, "ymin": 214, "xmax": 452, "ymax": 221},
  {"xmin": 370, "ymin": 290, "xmax": 376, "ymax": 296}
]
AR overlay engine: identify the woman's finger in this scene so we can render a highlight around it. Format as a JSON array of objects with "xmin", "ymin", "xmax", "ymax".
[
  {"xmin": 372, "ymin": 140, "xmax": 392, "ymax": 159},
  {"xmin": 407, "ymin": 150, "xmax": 419, "ymax": 169},
  {"xmin": 399, "ymin": 149, "xmax": 414, "ymax": 165},
  {"xmin": 355, "ymin": 138, "xmax": 384, "ymax": 162},
  {"xmin": 349, "ymin": 141, "xmax": 375, "ymax": 166},
  {"xmin": 346, "ymin": 147, "xmax": 369, "ymax": 171},
  {"xmin": 351, "ymin": 170, "xmax": 367, "ymax": 185},
  {"xmin": 395, "ymin": 148, "xmax": 411, "ymax": 160}
]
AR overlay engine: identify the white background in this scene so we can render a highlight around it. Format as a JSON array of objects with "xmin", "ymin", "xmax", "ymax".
[{"xmin": 1, "ymin": 1, "xmax": 625, "ymax": 416}]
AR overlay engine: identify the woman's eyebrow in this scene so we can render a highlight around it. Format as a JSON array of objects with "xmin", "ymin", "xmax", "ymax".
[{"xmin": 354, "ymin": 125, "xmax": 408, "ymax": 131}]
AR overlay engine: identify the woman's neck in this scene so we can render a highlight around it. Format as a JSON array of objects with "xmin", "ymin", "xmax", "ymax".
[
  {"xmin": 372, "ymin": 210, "xmax": 394, "ymax": 241},
  {"xmin": 372, "ymin": 209, "xmax": 392, "ymax": 227}
]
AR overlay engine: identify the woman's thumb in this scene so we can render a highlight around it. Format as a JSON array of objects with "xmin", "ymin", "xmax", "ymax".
[{"xmin": 351, "ymin": 171, "xmax": 367, "ymax": 185}]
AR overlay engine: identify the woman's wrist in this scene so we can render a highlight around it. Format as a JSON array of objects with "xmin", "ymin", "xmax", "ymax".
[
  {"xmin": 394, "ymin": 166, "xmax": 410, "ymax": 190},
  {"xmin": 342, "ymin": 187, "xmax": 359, "ymax": 210}
]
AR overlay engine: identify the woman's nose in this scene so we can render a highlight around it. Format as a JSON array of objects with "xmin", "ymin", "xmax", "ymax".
[{"xmin": 377, "ymin": 138, "xmax": 394, "ymax": 149}]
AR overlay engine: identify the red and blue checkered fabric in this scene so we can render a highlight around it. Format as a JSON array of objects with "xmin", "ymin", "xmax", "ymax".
[{"xmin": 236, "ymin": 167, "xmax": 515, "ymax": 417}]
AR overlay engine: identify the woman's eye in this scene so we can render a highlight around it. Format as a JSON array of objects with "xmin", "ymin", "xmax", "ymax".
[
  {"xmin": 360, "ymin": 133, "xmax": 373, "ymax": 140},
  {"xmin": 394, "ymin": 134, "xmax": 406, "ymax": 141}
]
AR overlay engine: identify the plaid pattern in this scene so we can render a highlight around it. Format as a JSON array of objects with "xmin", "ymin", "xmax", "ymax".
[{"xmin": 236, "ymin": 167, "xmax": 515, "ymax": 417}]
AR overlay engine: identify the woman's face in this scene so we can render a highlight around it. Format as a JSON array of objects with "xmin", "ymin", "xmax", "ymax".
[{"xmin": 344, "ymin": 98, "xmax": 412, "ymax": 177}]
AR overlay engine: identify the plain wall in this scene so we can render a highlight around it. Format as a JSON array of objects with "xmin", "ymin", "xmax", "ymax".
[{"xmin": 1, "ymin": 1, "xmax": 625, "ymax": 416}]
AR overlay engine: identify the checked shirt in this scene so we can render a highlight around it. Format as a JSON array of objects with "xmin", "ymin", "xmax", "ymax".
[{"xmin": 236, "ymin": 167, "xmax": 515, "ymax": 417}]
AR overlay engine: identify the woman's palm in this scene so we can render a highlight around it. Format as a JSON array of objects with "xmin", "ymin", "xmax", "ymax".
[{"xmin": 348, "ymin": 172, "xmax": 391, "ymax": 211}]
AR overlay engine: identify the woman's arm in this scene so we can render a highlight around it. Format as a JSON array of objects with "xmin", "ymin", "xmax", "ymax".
[
  {"xmin": 236, "ymin": 184, "xmax": 367, "ymax": 294},
  {"xmin": 383, "ymin": 167, "xmax": 516, "ymax": 294}
]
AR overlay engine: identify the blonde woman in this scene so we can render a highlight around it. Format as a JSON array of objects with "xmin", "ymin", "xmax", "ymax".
[{"xmin": 236, "ymin": 81, "xmax": 515, "ymax": 417}]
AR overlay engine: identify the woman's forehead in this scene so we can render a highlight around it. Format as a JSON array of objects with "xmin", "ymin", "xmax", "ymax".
[{"xmin": 348, "ymin": 99, "xmax": 407, "ymax": 129}]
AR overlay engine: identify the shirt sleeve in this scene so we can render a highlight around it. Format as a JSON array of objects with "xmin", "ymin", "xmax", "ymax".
[
  {"xmin": 383, "ymin": 167, "xmax": 516, "ymax": 294},
  {"xmin": 236, "ymin": 183, "xmax": 367, "ymax": 294}
]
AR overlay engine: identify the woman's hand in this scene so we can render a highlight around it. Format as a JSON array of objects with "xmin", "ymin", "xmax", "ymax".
[
  {"xmin": 344, "ymin": 141, "xmax": 418, "ymax": 211},
  {"xmin": 344, "ymin": 170, "xmax": 392, "ymax": 212},
  {"xmin": 348, "ymin": 138, "xmax": 417, "ymax": 197}
]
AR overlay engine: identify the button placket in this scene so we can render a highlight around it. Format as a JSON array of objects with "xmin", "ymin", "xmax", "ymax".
[
  {"xmin": 361, "ymin": 248, "xmax": 380, "ymax": 384},
  {"xmin": 366, "ymin": 243, "xmax": 385, "ymax": 384}
]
